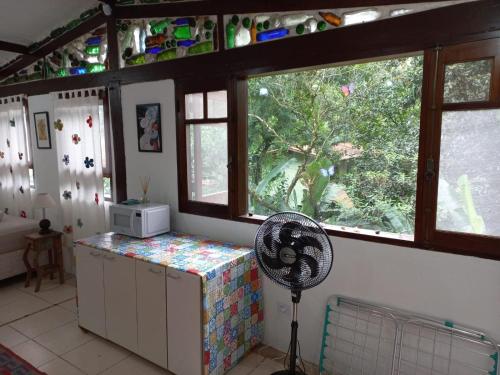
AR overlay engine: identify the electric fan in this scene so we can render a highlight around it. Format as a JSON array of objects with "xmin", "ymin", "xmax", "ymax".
[{"xmin": 255, "ymin": 211, "xmax": 334, "ymax": 375}]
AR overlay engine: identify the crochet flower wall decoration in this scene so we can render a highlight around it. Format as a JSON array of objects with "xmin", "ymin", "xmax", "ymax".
[
  {"xmin": 84, "ymin": 157, "xmax": 94, "ymax": 168},
  {"xmin": 54, "ymin": 119, "xmax": 63, "ymax": 131},
  {"xmin": 72, "ymin": 134, "xmax": 81, "ymax": 145}
]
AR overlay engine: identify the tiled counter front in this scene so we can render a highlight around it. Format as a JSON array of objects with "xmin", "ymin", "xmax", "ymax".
[{"xmin": 75, "ymin": 232, "xmax": 264, "ymax": 375}]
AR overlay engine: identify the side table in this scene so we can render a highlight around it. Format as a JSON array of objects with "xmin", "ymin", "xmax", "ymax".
[{"xmin": 23, "ymin": 231, "xmax": 65, "ymax": 292}]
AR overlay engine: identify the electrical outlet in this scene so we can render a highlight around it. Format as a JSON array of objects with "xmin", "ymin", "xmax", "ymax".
[{"xmin": 277, "ymin": 302, "xmax": 291, "ymax": 316}]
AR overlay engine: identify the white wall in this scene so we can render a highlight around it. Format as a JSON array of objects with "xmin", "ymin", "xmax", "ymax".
[
  {"xmin": 27, "ymin": 94, "xmax": 62, "ymax": 229},
  {"xmin": 122, "ymin": 79, "xmax": 500, "ymax": 364}
]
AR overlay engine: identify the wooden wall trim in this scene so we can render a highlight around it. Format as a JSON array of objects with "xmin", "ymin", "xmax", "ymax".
[
  {"xmin": 108, "ymin": 81, "xmax": 127, "ymax": 202},
  {"xmin": 0, "ymin": 40, "xmax": 28, "ymax": 55}
]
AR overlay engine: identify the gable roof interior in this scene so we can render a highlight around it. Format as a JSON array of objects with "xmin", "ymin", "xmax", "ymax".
[{"xmin": 0, "ymin": 0, "xmax": 98, "ymax": 66}]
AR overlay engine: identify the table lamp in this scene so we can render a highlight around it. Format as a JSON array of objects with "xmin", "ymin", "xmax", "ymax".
[{"xmin": 33, "ymin": 193, "xmax": 57, "ymax": 234}]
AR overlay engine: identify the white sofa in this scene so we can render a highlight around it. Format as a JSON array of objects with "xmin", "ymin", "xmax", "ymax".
[{"xmin": 0, "ymin": 214, "xmax": 39, "ymax": 280}]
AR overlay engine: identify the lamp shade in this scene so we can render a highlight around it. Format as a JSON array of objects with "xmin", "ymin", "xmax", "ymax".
[{"xmin": 33, "ymin": 193, "xmax": 57, "ymax": 209}]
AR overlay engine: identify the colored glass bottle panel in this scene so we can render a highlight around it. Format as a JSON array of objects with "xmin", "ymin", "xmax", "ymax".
[
  {"xmin": 117, "ymin": 16, "xmax": 217, "ymax": 68},
  {"xmin": 224, "ymin": 1, "xmax": 467, "ymax": 49},
  {"xmin": 0, "ymin": 59, "xmax": 46, "ymax": 86},
  {"xmin": 45, "ymin": 26, "xmax": 108, "ymax": 79}
]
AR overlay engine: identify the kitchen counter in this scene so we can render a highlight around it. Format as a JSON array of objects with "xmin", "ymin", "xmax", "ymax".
[{"xmin": 75, "ymin": 231, "xmax": 264, "ymax": 375}]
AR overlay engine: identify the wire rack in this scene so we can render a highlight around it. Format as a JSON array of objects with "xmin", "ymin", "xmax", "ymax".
[{"xmin": 319, "ymin": 296, "xmax": 499, "ymax": 375}]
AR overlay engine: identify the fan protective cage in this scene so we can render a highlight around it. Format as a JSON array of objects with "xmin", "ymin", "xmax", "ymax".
[{"xmin": 254, "ymin": 211, "xmax": 334, "ymax": 291}]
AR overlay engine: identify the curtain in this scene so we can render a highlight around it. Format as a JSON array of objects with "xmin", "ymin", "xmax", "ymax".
[
  {"xmin": 0, "ymin": 96, "xmax": 32, "ymax": 217},
  {"xmin": 53, "ymin": 90, "xmax": 106, "ymax": 248}
]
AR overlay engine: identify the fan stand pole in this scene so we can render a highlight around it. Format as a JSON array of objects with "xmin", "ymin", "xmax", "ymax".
[{"xmin": 273, "ymin": 291, "xmax": 305, "ymax": 375}]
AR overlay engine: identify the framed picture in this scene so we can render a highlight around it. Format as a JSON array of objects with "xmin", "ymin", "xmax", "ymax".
[
  {"xmin": 33, "ymin": 112, "xmax": 51, "ymax": 149},
  {"xmin": 136, "ymin": 103, "xmax": 162, "ymax": 152}
]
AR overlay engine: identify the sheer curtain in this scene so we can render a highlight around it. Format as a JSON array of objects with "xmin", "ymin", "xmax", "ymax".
[
  {"xmin": 0, "ymin": 96, "xmax": 32, "ymax": 217},
  {"xmin": 53, "ymin": 90, "xmax": 106, "ymax": 252}
]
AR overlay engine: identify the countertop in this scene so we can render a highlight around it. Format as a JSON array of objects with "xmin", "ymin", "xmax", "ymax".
[{"xmin": 74, "ymin": 231, "xmax": 255, "ymax": 277}]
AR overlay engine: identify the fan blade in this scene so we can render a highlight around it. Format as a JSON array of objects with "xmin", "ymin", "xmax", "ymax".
[
  {"xmin": 279, "ymin": 221, "xmax": 303, "ymax": 245},
  {"xmin": 297, "ymin": 253, "xmax": 319, "ymax": 278},
  {"xmin": 263, "ymin": 231, "xmax": 275, "ymax": 251},
  {"xmin": 262, "ymin": 252, "xmax": 285, "ymax": 270},
  {"xmin": 292, "ymin": 235, "xmax": 323, "ymax": 253}
]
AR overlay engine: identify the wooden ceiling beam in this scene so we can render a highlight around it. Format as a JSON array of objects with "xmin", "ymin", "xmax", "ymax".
[
  {"xmin": 0, "ymin": 40, "xmax": 29, "ymax": 55},
  {"xmin": 115, "ymin": 0, "xmax": 458, "ymax": 18},
  {"xmin": 0, "ymin": 13, "xmax": 108, "ymax": 80}
]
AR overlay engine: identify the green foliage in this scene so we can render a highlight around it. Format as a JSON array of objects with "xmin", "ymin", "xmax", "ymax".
[{"xmin": 248, "ymin": 55, "xmax": 424, "ymax": 234}]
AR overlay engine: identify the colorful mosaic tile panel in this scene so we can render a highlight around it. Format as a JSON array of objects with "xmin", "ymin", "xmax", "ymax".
[{"xmin": 75, "ymin": 232, "xmax": 264, "ymax": 375}]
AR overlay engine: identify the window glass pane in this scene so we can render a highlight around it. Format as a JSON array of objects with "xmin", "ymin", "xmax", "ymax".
[
  {"xmin": 186, "ymin": 123, "xmax": 228, "ymax": 205},
  {"xmin": 185, "ymin": 93, "xmax": 204, "ymax": 120},
  {"xmin": 99, "ymin": 104, "xmax": 107, "ymax": 171},
  {"xmin": 437, "ymin": 110, "xmax": 500, "ymax": 236},
  {"xmin": 29, "ymin": 168, "xmax": 35, "ymax": 189},
  {"xmin": 103, "ymin": 177, "xmax": 112, "ymax": 200},
  {"xmin": 443, "ymin": 60, "xmax": 492, "ymax": 103},
  {"xmin": 207, "ymin": 90, "xmax": 228, "ymax": 118},
  {"xmin": 248, "ymin": 55, "xmax": 423, "ymax": 238}
]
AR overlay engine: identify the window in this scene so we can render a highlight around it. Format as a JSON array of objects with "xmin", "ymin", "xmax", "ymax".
[
  {"xmin": 176, "ymin": 79, "xmax": 234, "ymax": 218},
  {"xmin": 100, "ymin": 91, "xmax": 114, "ymax": 201},
  {"xmin": 173, "ymin": 39, "xmax": 500, "ymax": 259},
  {"xmin": 22, "ymin": 99, "xmax": 35, "ymax": 189},
  {"xmin": 419, "ymin": 39, "xmax": 500, "ymax": 258},
  {"xmin": 247, "ymin": 55, "xmax": 423, "ymax": 239}
]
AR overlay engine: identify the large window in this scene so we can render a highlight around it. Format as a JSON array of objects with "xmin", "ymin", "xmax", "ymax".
[
  {"xmin": 248, "ymin": 56, "xmax": 423, "ymax": 239},
  {"xmin": 174, "ymin": 39, "xmax": 500, "ymax": 259}
]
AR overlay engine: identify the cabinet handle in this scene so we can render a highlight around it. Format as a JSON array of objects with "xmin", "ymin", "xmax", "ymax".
[
  {"xmin": 90, "ymin": 251, "xmax": 101, "ymax": 257},
  {"xmin": 167, "ymin": 273, "xmax": 181, "ymax": 280},
  {"xmin": 149, "ymin": 268, "xmax": 163, "ymax": 274},
  {"xmin": 103, "ymin": 254, "xmax": 115, "ymax": 261}
]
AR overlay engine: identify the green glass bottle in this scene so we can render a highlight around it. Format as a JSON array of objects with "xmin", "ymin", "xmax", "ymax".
[
  {"xmin": 56, "ymin": 68, "xmax": 68, "ymax": 77},
  {"xmin": 204, "ymin": 20, "xmax": 214, "ymax": 30},
  {"xmin": 85, "ymin": 45, "xmax": 100, "ymax": 56},
  {"xmin": 157, "ymin": 48, "xmax": 177, "ymax": 61},
  {"xmin": 126, "ymin": 53, "xmax": 146, "ymax": 66},
  {"xmin": 88, "ymin": 63, "xmax": 106, "ymax": 73},
  {"xmin": 173, "ymin": 25, "xmax": 192, "ymax": 40},
  {"xmin": 187, "ymin": 41, "xmax": 213, "ymax": 55},
  {"xmin": 150, "ymin": 19, "xmax": 171, "ymax": 35},
  {"xmin": 226, "ymin": 22, "xmax": 236, "ymax": 49}
]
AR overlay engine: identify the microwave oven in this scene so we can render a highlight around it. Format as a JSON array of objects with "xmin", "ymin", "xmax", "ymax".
[{"xmin": 109, "ymin": 203, "xmax": 170, "ymax": 238}]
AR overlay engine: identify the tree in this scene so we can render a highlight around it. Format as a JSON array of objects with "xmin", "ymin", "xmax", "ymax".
[{"xmin": 248, "ymin": 56, "xmax": 424, "ymax": 234}]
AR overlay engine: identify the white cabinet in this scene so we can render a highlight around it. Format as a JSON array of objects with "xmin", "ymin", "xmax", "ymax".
[
  {"xmin": 103, "ymin": 253, "xmax": 138, "ymax": 353},
  {"xmin": 166, "ymin": 268, "xmax": 202, "ymax": 375},
  {"xmin": 136, "ymin": 261, "xmax": 167, "ymax": 368},
  {"xmin": 75, "ymin": 245, "xmax": 106, "ymax": 337},
  {"xmin": 76, "ymin": 245, "xmax": 203, "ymax": 375}
]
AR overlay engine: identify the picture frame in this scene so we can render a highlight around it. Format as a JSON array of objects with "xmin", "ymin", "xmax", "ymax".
[
  {"xmin": 136, "ymin": 103, "xmax": 162, "ymax": 153},
  {"xmin": 33, "ymin": 111, "xmax": 51, "ymax": 149}
]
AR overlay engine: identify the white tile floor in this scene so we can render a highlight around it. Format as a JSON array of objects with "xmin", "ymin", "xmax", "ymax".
[{"xmin": 0, "ymin": 274, "xmax": 318, "ymax": 375}]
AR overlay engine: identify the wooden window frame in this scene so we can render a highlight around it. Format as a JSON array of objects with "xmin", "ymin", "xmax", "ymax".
[
  {"xmin": 416, "ymin": 39, "xmax": 500, "ymax": 260},
  {"xmin": 174, "ymin": 41, "xmax": 500, "ymax": 260},
  {"xmin": 176, "ymin": 77, "xmax": 246, "ymax": 219},
  {"xmin": 100, "ymin": 89, "xmax": 114, "ymax": 202}
]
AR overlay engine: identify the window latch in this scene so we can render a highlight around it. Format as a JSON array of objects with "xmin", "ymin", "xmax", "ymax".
[{"xmin": 425, "ymin": 158, "xmax": 435, "ymax": 180}]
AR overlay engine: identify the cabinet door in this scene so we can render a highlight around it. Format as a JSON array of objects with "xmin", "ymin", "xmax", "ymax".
[
  {"xmin": 166, "ymin": 268, "xmax": 202, "ymax": 375},
  {"xmin": 75, "ymin": 245, "xmax": 106, "ymax": 337},
  {"xmin": 103, "ymin": 253, "xmax": 138, "ymax": 352},
  {"xmin": 136, "ymin": 261, "xmax": 167, "ymax": 369}
]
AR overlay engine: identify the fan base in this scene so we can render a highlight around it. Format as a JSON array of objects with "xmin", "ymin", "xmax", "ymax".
[{"xmin": 271, "ymin": 371, "xmax": 306, "ymax": 375}]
